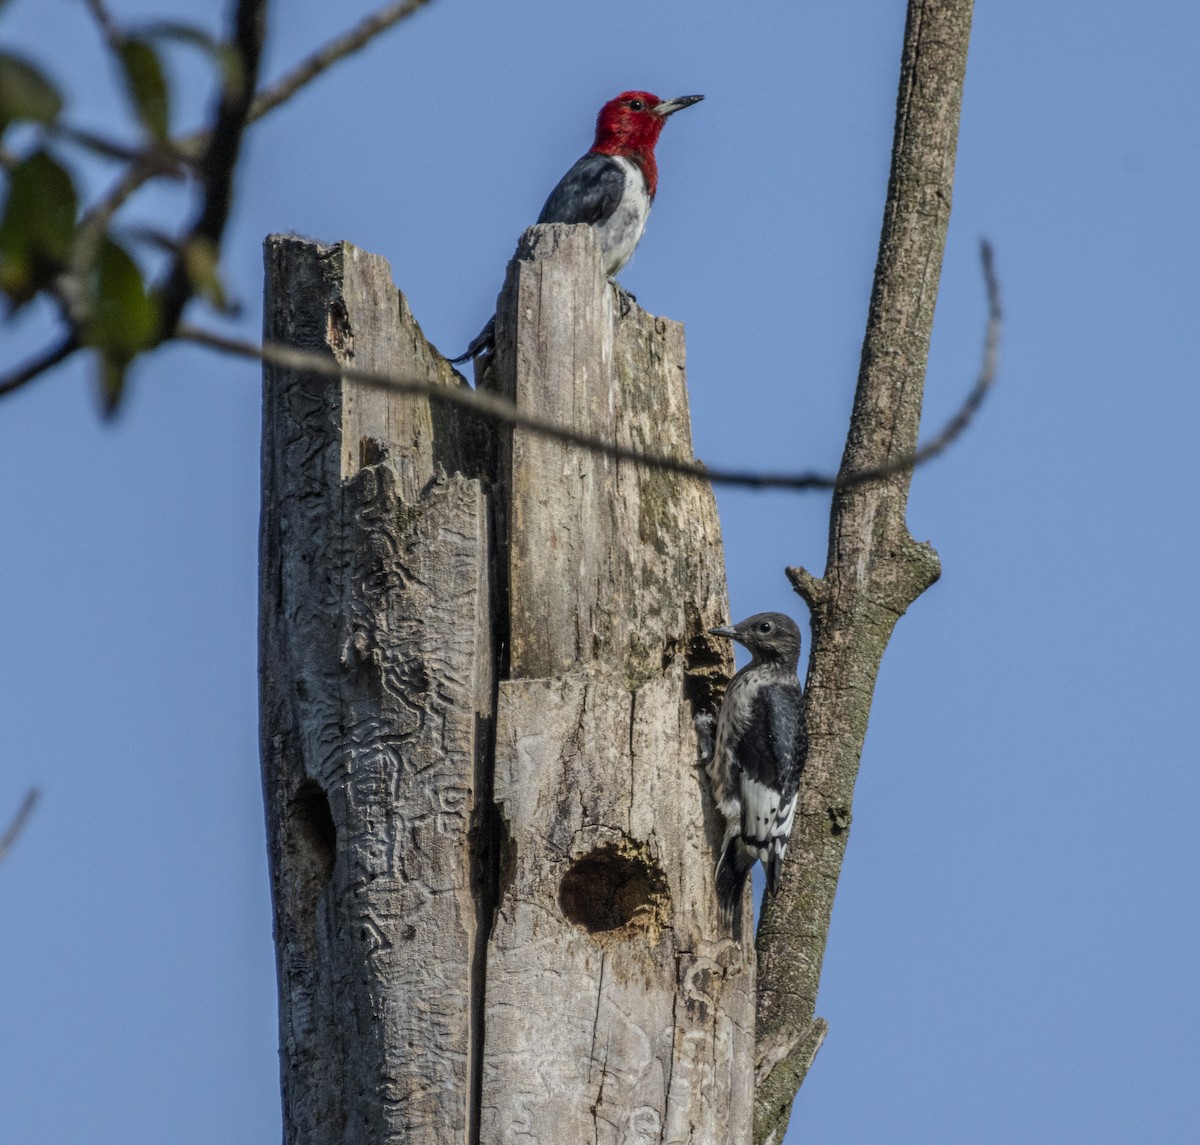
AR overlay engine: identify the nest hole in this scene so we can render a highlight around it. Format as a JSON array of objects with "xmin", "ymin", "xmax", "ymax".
[
  {"xmin": 558, "ymin": 843, "xmax": 667, "ymax": 934},
  {"xmin": 291, "ymin": 779, "xmax": 336, "ymax": 885}
]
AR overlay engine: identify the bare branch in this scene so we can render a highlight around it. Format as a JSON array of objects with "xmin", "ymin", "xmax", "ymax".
[
  {"xmin": 154, "ymin": 0, "xmax": 265, "ymax": 338},
  {"xmin": 83, "ymin": 0, "xmax": 123, "ymax": 54},
  {"xmin": 837, "ymin": 238, "xmax": 1001, "ymax": 490},
  {"xmin": 906, "ymin": 237, "xmax": 1001, "ymax": 462},
  {"xmin": 0, "ymin": 788, "xmax": 40, "ymax": 863},
  {"xmin": 754, "ymin": 1017, "xmax": 829, "ymax": 1087},
  {"xmin": 75, "ymin": 148, "xmax": 185, "ymax": 249},
  {"xmin": 51, "ymin": 123, "xmax": 188, "ymax": 169},
  {"xmin": 178, "ymin": 247, "xmax": 997, "ymax": 493},
  {"xmin": 753, "ymin": 1019, "xmax": 828, "ymax": 1145},
  {"xmin": 179, "ymin": 323, "xmax": 839, "ymax": 490},
  {"xmin": 248, "ymin": 0, "xmax": 435, "ymax": 125},
  {"xmin": 0, "ymin": 336, "xmax": 79, "ymax": 398},
  {"xmin": 49, "ymin": 124, "xmax": 145, "ymax": 164}
]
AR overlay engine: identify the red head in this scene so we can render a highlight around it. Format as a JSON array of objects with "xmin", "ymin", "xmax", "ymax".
[{"xmin": 590, "ymin": 91, "xmax": 703, "ymax": 196}]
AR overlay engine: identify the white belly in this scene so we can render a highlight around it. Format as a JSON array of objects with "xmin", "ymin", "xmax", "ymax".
[{"xmin": 594, "ymin": 156, "xmax": 651, "ymax": 276}]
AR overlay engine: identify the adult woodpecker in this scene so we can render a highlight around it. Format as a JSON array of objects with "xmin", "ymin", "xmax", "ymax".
[
  {"xmin": 701, "ymin": 613, "xmax": 807, "ymax": 938},
  {"xmin": 449, "ymin": 90, "xmax": 703, "ymax": 364}
]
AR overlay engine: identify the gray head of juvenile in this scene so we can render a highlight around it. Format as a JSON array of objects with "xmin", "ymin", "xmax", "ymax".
[{"xmin": 708, "ymin": 612, "xmax": 802, "ymax": 672}]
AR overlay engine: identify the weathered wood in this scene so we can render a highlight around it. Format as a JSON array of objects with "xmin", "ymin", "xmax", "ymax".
[
  {"xmin": 260, "ymin": 236, "xmax": 490, "ymax": 1145},
  {"xmin": 481, "ymin": 225, "xmax": 752, "ymax": 1144},
  {"xmin": 261, "ymin": 226, "xmax": 747, "ymax": 1145}
]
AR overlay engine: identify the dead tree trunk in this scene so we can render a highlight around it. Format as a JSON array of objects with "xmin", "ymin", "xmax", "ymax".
[{"xmin": 260, "ymin": 226, "xmax": 752, "ymax": 1144}]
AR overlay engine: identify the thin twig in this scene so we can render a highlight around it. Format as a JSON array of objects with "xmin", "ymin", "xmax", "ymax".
[
  {"xmin": 177, "ymin": 241, "xmax": 1000, "ymax": 494},
  {"xmin": 51, "ymin": 123, "xmax": 190, "ymax": 170},
  {"xmin": 154, "ymin": 0, "xmax": 266, "ymax": 339},
  {"xmin": 247, "ymin": 0, "xmax": 436, "ymax": 125},
  {"xmin": 836, "ymin": 239, "xmax": 1001, "ymax": 490},
  {"xmin": 0, "ymin": 788, "xmax": 40, "ymax": 863},
  {"xmin": 65, "ymin": 0, "xmax": 437, "ymax": 305},
  {"xmin": 2, "ymin": 247, "xmax": 999, "ymax": 480},
  {"xmin": 178, "ymin": 323, "xmax": 836, "ymax": 490},
  {"xmin": 0, "ymin": 336, "xmax": 79, "ymax": 398},
  {"xmin": 75, "ymin": 149, "xmax": 186, "ymax": 253},
  {"xmin": 83, "ymin": 0, "xmax": 124, "ymax": 52}
]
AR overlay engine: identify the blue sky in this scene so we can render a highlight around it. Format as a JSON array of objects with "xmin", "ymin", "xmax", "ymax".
[{"xmin": 2, "ymin": 1, "xmax": 1198, "ymax": 1142}]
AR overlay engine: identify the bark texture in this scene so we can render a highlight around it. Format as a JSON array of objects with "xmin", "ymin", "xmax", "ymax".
[
  {"xmin": 261, "ymin": 226, "xmax": 752, "ymax": 1145},
  {"xmin": 480, "ymin": 226, "xmax": 753, "ymax": 1144},
  {"xmin": 260, "ymin": 237, "xmax": 489, "ymax": 1145},
  {"xmin": 751, "ymin": 3, "xmax": 975, "ymax": 1143}
]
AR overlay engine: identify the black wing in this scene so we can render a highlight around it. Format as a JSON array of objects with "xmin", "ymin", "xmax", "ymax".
[
  {"xmin": 735, "ymin": 681, "xmax": 805, "ymax": 895},
  {"xmin": 537, "ymin": 153, "xmax": 627, "ymax": 228},
  {"xmin": 735, "ymin": 680, "xmax": 805, "ymax": 801}
]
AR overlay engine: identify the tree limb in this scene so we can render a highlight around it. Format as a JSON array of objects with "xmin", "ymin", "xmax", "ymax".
[
  {"xmin": 247, "ymin": 0, "xmax": 436, "ymax": 126},
  {"xmin": 753, "ymin": 3, "xmax": 976, "ymax": 1142},
  {"xmin": 82, "ymin": 0, "xmax": 123, "ymax": 54},
  {"xmin": 838, "ymin": 238, "xmax": 1000, "ymax": 490},
  {"xmin": 0, "ymin": 335, "xmax": 79, "ymax": 398},
  {"xmin": 154, "ymin": 0, "xmax": 266, "ymax": 338}
]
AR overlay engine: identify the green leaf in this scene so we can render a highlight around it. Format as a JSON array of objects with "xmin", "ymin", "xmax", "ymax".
[
  {"xmin": 118, "ymin": 38, "xmax": 170, "ymax": 141},
  {"xmin": 139, "ymin": 21, "xmax": 219, "ymax": 55},
  {"xmin": 139, "ymin": 23, "xmax": 243, "ymax": 95},
  {"xmin": 83, "ymin": 237, "xmax": 160, "ymax": 416},
  {"xmin": 182, "ymin": 236, "xmax": 230, "ymax": 311},
  {"xmin": 0, "ymin": 148, "xmax": 77, "ymax": 309},
  {"xmin": 95, "ymin": 350, "xmax": 127, "ymax": 417},
  {"xmin": 137, "ymin": 22, "xmax": 246, "ymax": 105},
  {"xmin": 0, "ymin": 52, "xmax": 63, "ymax": 134},
  {"xmin": 80, "ymin": 235, "xmax": 160, "ymax": 357}
]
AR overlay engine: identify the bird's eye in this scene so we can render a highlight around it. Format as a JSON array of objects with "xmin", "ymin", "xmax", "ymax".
[
  {"xmin": 758, "ymin": 621, "xmax": 772, "ymax": 633},
  {"xmin": 627, "ymin": 99, "xmax": 645, "ymax": 111}
]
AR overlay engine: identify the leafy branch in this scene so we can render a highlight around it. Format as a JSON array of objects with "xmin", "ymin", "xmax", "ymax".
[{"xmin": 0, "ymin": 0, "xmax": 436, "ymax": 411}]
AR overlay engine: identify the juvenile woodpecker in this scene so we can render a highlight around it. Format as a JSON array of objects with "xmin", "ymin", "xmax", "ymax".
[
  {"xmin": 450, "ymin": 90, "xmax": 703, "ymax": 364},
  {"xmin": 703, "ymin": 613, "xmax": 807, "ymax": 938}
]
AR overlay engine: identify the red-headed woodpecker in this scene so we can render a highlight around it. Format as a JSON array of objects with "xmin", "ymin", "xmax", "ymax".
[
  {"xmin": 700, "ymin": 613, "xmax": 807, "ymax": 940},
  {"xmin": 450, "ymin": 91, "xmax": 703, "ymax": 364}
]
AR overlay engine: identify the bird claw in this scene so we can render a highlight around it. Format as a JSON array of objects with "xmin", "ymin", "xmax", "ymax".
[
  {"xmin": 694, "ymin": 710, "xmax": 716, "ymax": 765},
  {"xmin": 610, "ymin": 281, "xmax": 637, "ymax": 317}
]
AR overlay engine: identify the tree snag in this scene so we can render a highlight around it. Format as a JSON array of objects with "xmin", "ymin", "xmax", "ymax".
[{"xmin": 261, "ymin": 225, "xmax": 753, "ymax": 1144}]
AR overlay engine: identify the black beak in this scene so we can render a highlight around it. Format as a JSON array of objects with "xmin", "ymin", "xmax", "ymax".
[
  {"xmin": 708, "ymin": 624, "xmax": 737, "ymax": 639},
  {"xmin": 654, "ymin": 94, "xmax": 704, "ymax": 118}
]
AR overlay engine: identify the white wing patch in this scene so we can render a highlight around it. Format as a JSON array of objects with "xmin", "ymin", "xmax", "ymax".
[
  {"xmin": 772, "ymin": 793, "xmax": 797, "ymax": 861},
  {"xmin": 741, "ymin": 777, "xmax": 798, "ymax": 864},
  {"xmin": 740, "ymin": 776, "xmax": 781, "ymax": 862}
]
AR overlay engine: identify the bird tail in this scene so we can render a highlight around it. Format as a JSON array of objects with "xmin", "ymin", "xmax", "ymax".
[
  {"xmin": 448, "ymin": 315, "xmax": 496, "ymax": 365},
  {"xmin": 715, "ymin": 836, "xmax": 754, "ymax": 942},
  {"xmin": 765, "ymin": 846, "xmax": 784, "ymax": 897}
]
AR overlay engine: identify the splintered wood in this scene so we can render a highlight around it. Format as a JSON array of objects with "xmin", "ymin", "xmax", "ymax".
[{"xmin": 261, "ymin": 225, "xmax": 751, "ymax": 1145}]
